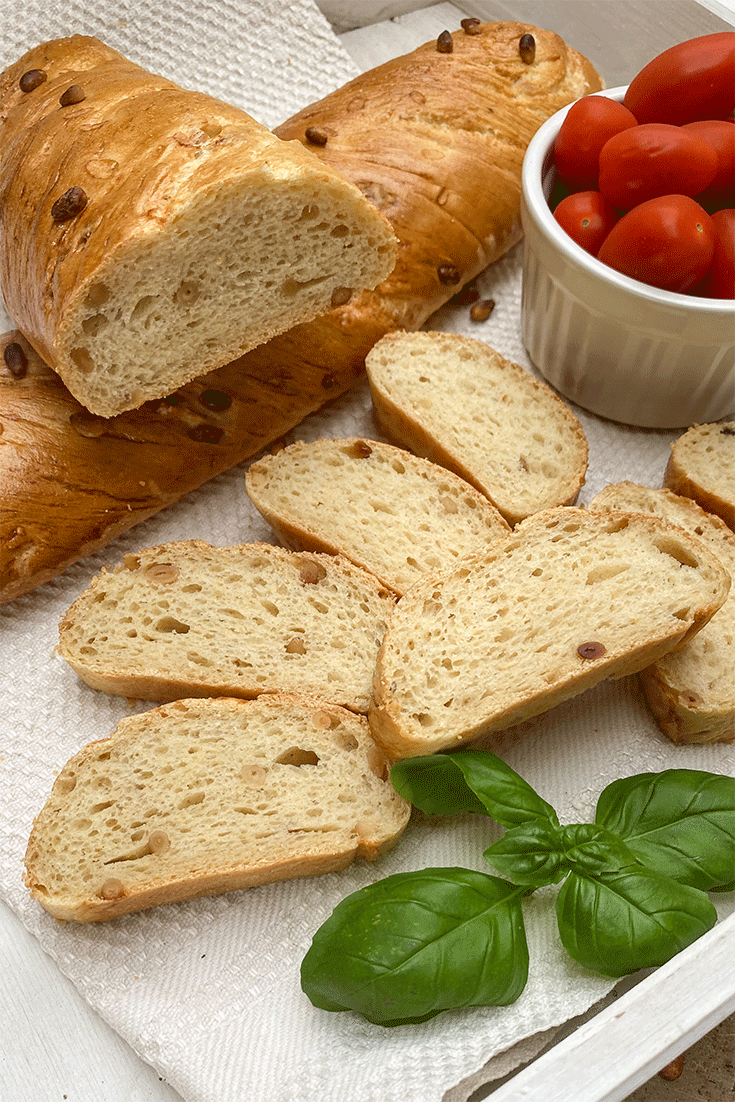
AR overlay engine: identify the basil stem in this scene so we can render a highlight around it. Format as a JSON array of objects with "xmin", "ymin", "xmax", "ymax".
[
  {"xmin": 390, "ymin": 750, "xmax": 559, "ymax": 828},
  {"xmin": 301, "ymin": 868, "xmax": 529, "ymax": 1025},
  {"xmin": 555, "ymin": 866, "xmax": 718, "ymax": 978},
  {"xmin": 595, "ymin": 770, "xmax": 735, "ymax": 891}
]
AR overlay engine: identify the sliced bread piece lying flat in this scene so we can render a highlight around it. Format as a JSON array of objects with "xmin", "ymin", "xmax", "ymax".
[
  {"xmin": 369, "ymin": 507, "xmax": 730, "ymax": 759},
  {"xmin": 364, "ymin": 331, "xmax": 588, "ymax": 526},
  {"xmin": 665, "ymin": 422, "xmax": 735, "ymax": 532},
  {"xmin": 0, "ymin": 36, "xmax": 397, "ymax": 417},
  {"xmin": 24, "ymin": 694, "xmax": 411, "ymax": 922},
  {"xmin": 246, "ymin": 437, "xmax": 511, "ymax": 596},
  {"xmin": 58, "ymin": 541, "xmax": 396, "ymax": 712},
  {"xmin": 589, "ymin": 482, "xmax": 735, "ymax": 744}
]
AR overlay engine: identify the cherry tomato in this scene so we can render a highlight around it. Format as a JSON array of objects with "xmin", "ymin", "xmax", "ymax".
[
  {"xmin": 553, "ymin": 95, "xmax": 638, "ymax": 191},
  {"xmin": 683, "ymin": 120, "xmax": 735, "ymax": 211},
  {"xmin": 623, "ymin": 32, "xmax": 735, "ymax": 125},
  {"xmin": 553, "ymin": 191, "xmax": 620, "ymax": 255},
  {"xmin": 692, "ymin": 209, "xmax": 735, "ymax": 298},
  {"xmin": 598, "ymin": 124, "xmax": 718, "ymax": 211},
  {"xmin": 597, "ymin": 195, "xmax": 715, "ymax": 293}
]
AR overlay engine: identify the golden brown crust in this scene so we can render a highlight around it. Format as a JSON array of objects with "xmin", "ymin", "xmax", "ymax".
[{"xmin": 0, "ymin": 23, "xmax": 602, "ymax": 604}]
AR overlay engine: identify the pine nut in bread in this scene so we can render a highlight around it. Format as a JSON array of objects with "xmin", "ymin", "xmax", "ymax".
[
  {"xmin": 365, "ymin": 331, "xmax": 588, "ymax": 526},
  {"xmin": 58, "ymin": 542, "xmax": 396, "ymax": 713},
  {"xmin": 664, "ymin": 422, "xmax": 735, "ymax": 532},
  {"xmin": 0, "ymin": 22, "xmax": 603, "ymax": 606},
  {"xmin": 589, "ymin": 481, "xmax": 735, "ymax": 744},
  {"xmin": 368, "ymin": 507, "xmax": 730, "ymax": 760},
  {"xmin": 246, "ymin": 437, "xmax": 511, "ymax": 596},
  {"xmin": 23, "ymin": 694, "xmax": 411, "ymax": 922},
  {"xmin": 0, "ymin": 35, "xmax": 397, "ymax": 417}
]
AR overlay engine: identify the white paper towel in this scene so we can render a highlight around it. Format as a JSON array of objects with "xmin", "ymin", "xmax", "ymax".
[{"xmin": 0, "ymin": 5, "xmax": 733, "ymax": 1102}]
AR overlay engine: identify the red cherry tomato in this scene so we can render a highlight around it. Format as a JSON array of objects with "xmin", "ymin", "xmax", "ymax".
[
  {"xmin": 598, "ymin": 124, "xmax": 718, "ymax": 211},
  {"xmin": 692, "ymin": 209, "xmax": 735, "ymax": 298},
  {"xmin": 597, "ymin": 195, "xmax": 715, "ymax": 293},
  {"xmin": 553, "ymin": 191, "xmax": 620, "ymax": 255},
  {"xmin": 553, "ymin": 95, "xmax": 638, "ymax": 191},
  {"xmin": 623, "ymin": 32, "xmax": 735, "ymax": 125},
  {"xmin": 683, "ymin": 120, "xmax": 735, "ymax": 211}
]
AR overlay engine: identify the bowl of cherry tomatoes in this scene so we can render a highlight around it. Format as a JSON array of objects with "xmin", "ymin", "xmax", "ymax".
[{"xmin": 520, "ymin": 33, "xmax": 734, "ymax": 429}]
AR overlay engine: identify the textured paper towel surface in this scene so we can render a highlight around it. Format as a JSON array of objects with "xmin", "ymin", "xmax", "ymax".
[{"xmin": 0, "ymin": 5, "xmax": 733, "ymax": 1102}]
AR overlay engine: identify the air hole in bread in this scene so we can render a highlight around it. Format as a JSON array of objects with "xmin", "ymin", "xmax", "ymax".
[
  {"xmin": 331, "ymin": 224, "xmax": 349, "ymax": 238},
  {"xmin": 178, "ymin": 791, "xmax": 205, "ymax": 809},
  {"xmin": 90, "ymin": 800, "xmax": 114, "ymax": 814},
  {"xmin": 155, "ymin": 615, "xmax": 190, "ymax": 633},
  {"xmin": 275, "ymin": 747, "xmax": 320, "ymax": 767},
  {"xmin": 654, "ymin": 538, "xmax": 699, "ymax": 568},
  {"xmin": 84, "ymin": 282, "xmax": 111, "ymax": 309},
  {"xmin": 82, "ymin": 312, "xmax": 109, "ymax": 337},
  {"xmin": 71, "ymin": 347, "xmax": 95, "ymax": 374},
  {"xmin": 299, "ymin": 204, "xmax": 320, "ymax": 221},
  {"xmin": 130, "ymin": 295, "xmax": 159, "ymax": 324},
  {"xmin": 174, "ymin": 279, "xmax": 200, "ymax": 306},
  {"xmin": 281, "ymin": 275, "xmax": 329, "ymax": 297},
  {"xmin": 586, "ymin": 563, "xmax": 630, "ymax": 584},
  {"xmin": 673, "ymin": 606, "xmax": 692, "ymax": 620}
]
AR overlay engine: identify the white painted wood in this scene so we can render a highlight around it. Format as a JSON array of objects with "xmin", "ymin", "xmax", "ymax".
[
  {"xmin": 485, "ymin": 913, "xmax": 735, "ymax": 1102},
  {"xmin": 4, "ymin": 6, "xmax": 733, "ymax": 1102}
]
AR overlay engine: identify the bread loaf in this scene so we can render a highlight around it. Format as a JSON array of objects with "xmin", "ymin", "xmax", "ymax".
[
  {"xmin": 0, "ymin": 35, "xmax": 397, "ymax": 417},
  {"xmin": 0, "ymin": 22, "xmax": 602, "ymax": 606},
  {"xmin": 246, "ymin": 437, "xmax": 511, "ymax": 595},
  {"xmin": 365, "ymin": 331, "xmax": 588, "ymax": 525},
  {"xmin": 24, "ymin": 694, "xmax": 411, "ymax": 922},
  {"xmin": 368, "ymin": 507, "xmax": 730, "ymax": 759},
  {"xmin": 664, "ymin": 422, "xmax": 735, "ymax": 531},
  {"xmin": 589, "ymin": 481, "xmax": 735, "ymax": 744},
  {"xmin": 58, "ymin": 541, "xmax": 396, "ymax": 713}
]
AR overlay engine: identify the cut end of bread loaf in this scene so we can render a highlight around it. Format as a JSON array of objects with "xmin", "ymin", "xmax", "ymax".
[
  {"xmin": 58, "ymin": 170, "xmax": 396, "ymax": 416},
  {"xmin": 368, "ymin": 507, "xmax": 730, "ymax": 759},
  {"xmin": 365, "ymin": 331, "xmax": 588, "ymax": 525},
  {"xmin": 24, "ymin": 695, "xmax": 411, "ymax": 921},
  {"xmin": 589, "ymin": 480, "xmax": 735, "ymax": 745},
  {"xmin": 0, "ymin": 36, "xmax": 397, "ymax": 418},
  {"xmin": 58, "ymin": 541, "xmax": 396, "ymax": 712},
  {"xmin": 246, "ymin": 437, "xmax": 511, "ymax": 595}
]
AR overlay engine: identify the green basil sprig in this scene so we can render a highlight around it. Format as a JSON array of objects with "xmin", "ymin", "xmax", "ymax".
[{"xmin": 301, "ymin": 752, "xmax": 733, "ymax": 1025}]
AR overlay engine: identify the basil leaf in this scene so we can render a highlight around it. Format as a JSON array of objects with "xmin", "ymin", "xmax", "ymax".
[
  {"xmin": 301, "ymin": 868, "xmax": 529, "ymax": 1025},
  {"xmin": 595, "ymin": 770, "xmax": 735, "ymax": 891},
  {"xmin": 555, "ymin": 867, "xmax": 718, "ymax": 978},
  {"xmin": 484, "ymin": 820, "xmax": 567, "ymax": 887},
  {"xmin": 559, "ymin": 824, "xmax": 640, "ymax": 877},
  {"xmin": 391, "ymin": 750, "xmax": 559, "ymax": 828}
]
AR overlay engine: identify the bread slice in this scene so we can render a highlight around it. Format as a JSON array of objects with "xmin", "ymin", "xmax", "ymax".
[
  {"xmin": 664, "ymin": 422, "xmax": 735, "ymax": 532},
  {"xmin": 0, "ymin": 36, "xmax": 396, "ymax": 418},
  {"xmin": 246, "ymin": 437, "xmax": 511, "ymax": 596},
  {"xmin": 364, "ymin": 331, "xmax": 588, "ymax": 526},
  {"xmin": 24, "ymin": 694, "xmax": 411, "ymax": 922},
  {"xmin": 369, "ymin": 507, "xmax": 730, "ymax": 759},
  {"xmin": 589, "ymin": 481, "xmax": 735, "ymax": 744},
  {"xmin": 58, "ymin": 541, "xmax": 396, "ymax": 712}
]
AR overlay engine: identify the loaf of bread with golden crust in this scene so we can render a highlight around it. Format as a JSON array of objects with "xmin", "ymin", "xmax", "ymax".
[
  {"xmin": 0, "ymin": 23, "xmax": 602, "ymax": 605},
  {"xmin": 0, "ymin": 35, "xmax": 397, "ymax": 417}
]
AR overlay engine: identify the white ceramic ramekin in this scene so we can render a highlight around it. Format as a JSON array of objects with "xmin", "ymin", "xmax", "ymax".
[{"xmin": 520, "ymin": 87, "xmax": 735, "ymax": 429}]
